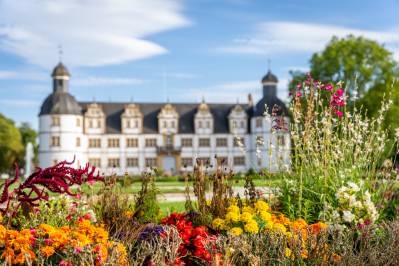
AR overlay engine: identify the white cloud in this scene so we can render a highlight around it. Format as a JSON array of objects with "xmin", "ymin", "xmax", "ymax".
[
  {"xmin": 0, "ymin": 70, "xmax": 47, "ymax": 81},
  {"xmin": 72, "ymin": 76, "xmax": 145, "ymax": 87},
  {"xmin": 0, "ymin": 71, "xmax": 17, "ymax": 79},
  {"xmin": 0, "ymin": 0, "xmax": 190, "ymax": 67},
  {"xmin": 0, "ymin": 99, "xmax": 39, "ymax": 107},
  {"xmin": 219, "ymin": 21, "xmax": 399, "ymax": 58}
]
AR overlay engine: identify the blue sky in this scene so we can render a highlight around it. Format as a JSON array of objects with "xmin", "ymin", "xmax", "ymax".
[{"xmin": 1, "ymin": 0, "xmax": 399, "ymax": 129}]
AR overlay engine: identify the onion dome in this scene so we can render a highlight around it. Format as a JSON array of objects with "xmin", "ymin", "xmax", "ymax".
[
  {"xmin": 51, "ymin": 62, "xmax": 70, "ymax": 78},
  {"xmin": 261, "ymin": 70, "xmax": 278, "ymax": 84}
]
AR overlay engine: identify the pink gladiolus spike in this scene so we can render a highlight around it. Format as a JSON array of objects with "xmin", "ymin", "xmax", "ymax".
[
  {"xmin": 336, "ymin": 88, "xmax": 344, "ymax": 96},
  {"xmin": 335, "ymin": 110, "xmax": 343, "ymax": 117}
]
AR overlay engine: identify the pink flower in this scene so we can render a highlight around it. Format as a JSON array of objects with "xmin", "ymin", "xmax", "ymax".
[
  {"xmin": 59, "ymin": 261, "xmax": 66, "ymax": 266},
  {"xmin": 296, "ymin": 92, "xmax": 302, "ymax": 97},
  {"xmin": 30, "ymin": 228, "xmax": 36, "ymax": 235},
  {"xmin": 45, "ymin": 239, "xmax": 53, "ymax": 245},
  {"xmin": 296, "ymin": 83, "xmax": 302, "ymax": 89},
  {"xmin": 324, "ymin": 84, "xmax": 333, "ymax": 91},
  {"xmin": 87, "ymin": 180, "xmax": 96, "ymax": 185},
  {"xmin": 74, "ymin": 246, "xmax": 83, "ymax": 254},
  {"xmin": 335, "ymin": 110, "xmax": 343, "ymax": 117},
  {"xmin": 336, "ymin": 88, "xmax": 344, "ymax": 96}
]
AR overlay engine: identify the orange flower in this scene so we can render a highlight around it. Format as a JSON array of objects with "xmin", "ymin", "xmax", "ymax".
[
  {"xmin": 309, "ymin": 222, "xmax": 328, "ymax": 235},
  {"xmin": 41, "ymin": 246, "xmax": 55, "ymax": 257}
]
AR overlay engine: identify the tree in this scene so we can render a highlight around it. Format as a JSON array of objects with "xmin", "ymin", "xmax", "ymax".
[
  {"xmin": 289, "ymin": 35, "xmax": 398, "ymax": 98},
  {"xmin": 18, "ymin": 122, "xmax": 38, "ymax": 168},
  {"xmin": 0, "ymin": 113, "xmax": 23, "ymax": 173}
]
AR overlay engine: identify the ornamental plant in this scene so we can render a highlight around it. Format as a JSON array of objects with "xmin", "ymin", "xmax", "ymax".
[
  {"xmin": 0, "ymin": 215, "xmax": 128, "ymax": 265},
  {"xmin": 279, "ymin": 73, "xmax": 394, "ymax": 223},
  {"xmin": 329, "ymin": 181, "xmax": 378, "ymax": 227},
  {"xmin": 0, "ymin": 158, "xmax": 103, "ymax": 220},
  {"xmin": 160, "ymin": 212, "xmax": 221, "ymax": 265}
]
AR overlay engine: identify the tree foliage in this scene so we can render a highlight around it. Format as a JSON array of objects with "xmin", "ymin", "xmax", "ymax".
[
  {"xmin": 0, "ymin": 113, "xmax": 23, "ymax": 173},
  {"xmin": 18, "ymin": 122, "xmax": 38, "ymax": 167}
]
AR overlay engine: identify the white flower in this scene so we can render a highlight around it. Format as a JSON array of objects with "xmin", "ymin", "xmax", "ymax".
[
  {"xmin": 342, "ymin": 210, "xmax": 355, "ymax": 223},
  {"xmin": 347, "ymin": 182, "xmax": 360, "ymax": 192}
]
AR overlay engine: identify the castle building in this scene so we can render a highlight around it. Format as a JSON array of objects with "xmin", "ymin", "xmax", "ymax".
[{"xmin": 38, "ymin": 63, "xmax": 290, "ymax": 175}]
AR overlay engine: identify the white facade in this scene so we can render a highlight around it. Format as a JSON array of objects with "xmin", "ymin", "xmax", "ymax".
[{"xmin": 38, "ymin": 64, "xmax": 290, "ymax": 175}]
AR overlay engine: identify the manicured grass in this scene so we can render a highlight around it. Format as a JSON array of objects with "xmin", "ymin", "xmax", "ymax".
[{"xmin": 159, "ymin": 201, "xmax": 187, "ymax": 216}]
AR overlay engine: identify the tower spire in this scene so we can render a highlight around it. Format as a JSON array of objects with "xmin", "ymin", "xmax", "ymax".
[{"xmin": 267, "ymin": 58, "xmax": 271, "ymax": 71}]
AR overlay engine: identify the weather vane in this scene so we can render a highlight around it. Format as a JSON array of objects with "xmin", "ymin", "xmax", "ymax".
[{"xmin": 58, "ymin": 45, "xmax": 63, "ymax": 62}]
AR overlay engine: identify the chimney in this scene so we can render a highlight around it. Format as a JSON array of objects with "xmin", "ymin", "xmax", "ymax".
[{"xmin": 248, "ymin": 93, "xmax": 253, "ymax": 107}]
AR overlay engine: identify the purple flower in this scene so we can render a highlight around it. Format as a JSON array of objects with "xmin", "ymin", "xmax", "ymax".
[{"xmin": 138, "ymin": 225, "xmax": 165, "ymax": 242}]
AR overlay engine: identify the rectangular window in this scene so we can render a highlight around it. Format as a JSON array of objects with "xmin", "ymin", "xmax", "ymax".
[
  {"xmin": 76, "ymin": 118, "xmax": 81, "ymax": 127},
  {"xmin": 145, "ymin": 138, "xmax": 157, "ymax": 147},
  {"xmin": 108, "ymin": 138, "xmax": 120, "ymax": 148},
  {"xmin": 126, "ymin": 138, "xmax": 138, "ymax": 147},
  {"xmin": 233, "ymin": 156, "xmax": 246, "ymax": 166},
  {"xmin": 51, "ymin": 116, "xmax": 60, "ymax": 126},
  {"xmin": 181, "ymin": 157, "xmax": 193, "ymax": 167},
  {"xmin": 240, "ymin": 120, "xmax": 245, "ymax": 129},
  {"xmin": 88, "ymin": 158, "xmax": 101, "ymax": 167},
  {"xmin": 256, "ymin": 118, "xmax": 262, "ymax": 128},
  {"xmin": 51, "ymin": 136, "xmax": 60, "ymax": 147},
  {"xmin": 88, "ymin": 138, "xmax": 101, "ymax": 148},
  {"xmin": 199, "ymin": 138, "xmax": 210, "ymax": 147},
  {"xmin": 216, "ymin": 138, "xmax": 227, "ymax": 147},
  {"xmin": 126, "ymin": 157, "xmax": 139, "ymax": 167},
  {"xmin": 277, "ymin": 135, "xmax": 285, "ymax": 146},
  {"xmin": 76, "ymin": 137, "xmax": 81, "ymax": 147},
  {"xmin": 145, "ymin": 158, "xmax": 157, "ymax": 167},
  {"xmin": 181, "ymin": 138, "xmax": 192, "ymax": 147},
  {"xmin": 234, "ymin": 137, "xmax": 245, "ymax": 147},
  {"xmin": 108, "ymin": 158, "xmax": 120, "ymax": 167}
]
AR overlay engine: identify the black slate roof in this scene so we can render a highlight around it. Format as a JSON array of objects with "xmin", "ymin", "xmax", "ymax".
[
  {"xmin": 253, "ymin": 97, "xmax": 288, "ymax": 117},
  {"xmin": 79, "ymin": 102, "xmax": 253, "ymax": 134},
  {"xmin": 39, "ymin": 92, "xmax": 82, "ymax": 115},
  {"xmin": 261, "ymin": 70, "xmax": 278, "ymax": 83}
]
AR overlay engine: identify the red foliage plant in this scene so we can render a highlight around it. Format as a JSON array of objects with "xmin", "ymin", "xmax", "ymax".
[{"xmin": 0, "ymin": 157, "xmax": 104, "ymax": 216}]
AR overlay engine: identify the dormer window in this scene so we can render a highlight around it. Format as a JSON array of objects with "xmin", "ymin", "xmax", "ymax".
[
  {"xmin": 228, "ymin": 104, "xmax": 247, "ymax": 134},
  {"xmin": 121, "ymin": 104, "xmax": 143, "ymax": 134},
  {"xmin": 158, "ymin": 103, "xmax": 179, "ymax": 134},
  {"xmin": 195, "ymin": 100, "xmax": 213, "ymax": 134},
  {"xmin": 84, "ymin": 103, "xmax": 105, "ymax": 134}
]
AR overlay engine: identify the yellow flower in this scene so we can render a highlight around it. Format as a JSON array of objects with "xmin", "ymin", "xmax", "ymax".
[
  {"xmin": 225, "ymin": 211, "xmax": 240, "ymax": 222},
  {"xmin": 254, "ymin": 200, "xmax": 270, "ymax": 212},
  {"xmin": 41, "ymin": 246, "xmax": 55, "ymax": 257},
  {"xmin": 212, "ymin": 218, "xmax": 225, "ymax": 230},
  {"xmin": 242, "ymin": 206, "xmax": 255, "ymax": 214},
  {"xmin": 260, "ymin": 211, "xmax": 272, "ymax": 222},
  {"xmin": 226, "ymin": 205, "xmax": 240, "ymax": 214},
  {"xmin": 273, "ymin": 223, "xmax": 287, "ymax": 233},
  {"xmin": 240, "ymin": 212, "xmax": 253, "ymax": 223},
  {"xmin": 244, "ymin": 220, "xmax": 259, "ymax": 234},
  {"xmin": 229, "ymin": 227, "xmax": 243, "ymax": 236},
  {"xmin": 285, "ymin": 248, "xmax": 292, "ymax": 258},
  {"xmin": 125, "ymin": 210, "xmax": 133, "ymax": 218}
]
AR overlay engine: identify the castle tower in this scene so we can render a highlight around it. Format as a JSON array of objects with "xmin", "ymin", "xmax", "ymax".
[
  {"xmin": 38, "ymin": 63, "xmax": 86, "ymax": 168},
  {"xmin": 249, "ymin": 68, "xmax": 290, "ymax": 172}
]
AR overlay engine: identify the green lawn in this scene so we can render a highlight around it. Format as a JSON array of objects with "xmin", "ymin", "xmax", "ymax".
[{"xmin": 159, "ymin": 201, "xmax": 187, "ymax": 216}]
